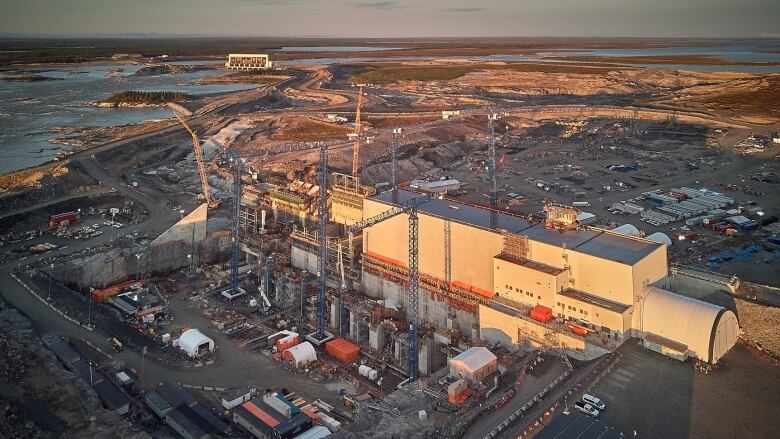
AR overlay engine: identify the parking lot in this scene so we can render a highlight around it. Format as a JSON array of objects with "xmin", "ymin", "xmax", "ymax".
[
  {"xmin": 586, "ymin": 341, "xmax": 780, "ymax": 439},
  {"xmin": 535, "ymin": 411, "xmax": 623, "ymax": 439}
]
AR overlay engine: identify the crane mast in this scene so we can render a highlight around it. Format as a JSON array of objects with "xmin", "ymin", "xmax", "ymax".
[
  {"xmin": 171, "ymin": 110, "xmax": 214, "ymax": 207},
  {"xmin": 351, "ymin": 85, "xmax": 364, "ymax": 176}
]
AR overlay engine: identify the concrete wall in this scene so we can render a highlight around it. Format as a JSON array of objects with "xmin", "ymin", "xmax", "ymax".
[
  {"xmin": 361, "ymin": 271, "xmax": 476, "ymax": 336},
  {"xmin": 479, "ymin": 304, "xmax": 593, "ymax": 355},
  {"xmin": 151, "ymin": 203, "xmax": 207, "ymax": 247},
  {"xmin": 55, "ymin": 232, "xmax": 230, "ymax": 289}
]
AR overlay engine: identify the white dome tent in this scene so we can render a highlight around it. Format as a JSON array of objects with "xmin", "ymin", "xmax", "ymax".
[
  {"xmin": 611, "ymin": 223, "xmax": 640, "ymax": 236},
  {"xmin": 175, "ymin": 329, "xmax": 215, "ymax": 357},
  {"xmin": 646, "ymin": 232, "xmax": 673, "ymax": 247},
  {"xmin": 282, "ymin": 341, "xmax": 317, "ymax": 367}
]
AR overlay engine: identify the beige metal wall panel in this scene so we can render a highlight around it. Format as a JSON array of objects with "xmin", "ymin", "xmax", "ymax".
[
  {"xmin": 362, "ymin": 198, "xmax": 502, "ymax": 293},
  {"xmin": 493, "ymin": 258, "xmax": 565, "ymax": 308},
  {"xmin": 631, "ymin": 245, "xmax": 669, "ymax": 300},
  {"xmin": 526, "ymin": 240, "xmax": 566, "ymax": 269},
  {"xmin": 570, "ymin": 252, "xmax": 634, "ymax": 305},
  {"xmin": 553, "ymin": 295, "xmax": 628, "ymax": 333}
]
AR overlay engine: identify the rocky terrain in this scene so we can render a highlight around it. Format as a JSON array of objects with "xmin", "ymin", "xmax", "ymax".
[{"xmin": 0, "ymin": 298, "xmax": 150, "ymax": 439}]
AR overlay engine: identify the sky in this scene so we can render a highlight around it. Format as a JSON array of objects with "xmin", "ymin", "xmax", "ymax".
[{"xmin": 2, "ymin": 0, "xmax": 779, "ymax": 38}]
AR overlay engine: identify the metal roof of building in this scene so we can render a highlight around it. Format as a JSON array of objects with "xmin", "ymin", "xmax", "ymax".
[
  {"xmin": 370, "ymin": 190, "xmax": 661, "ymax": 265},
  {"xmin": 574, "ymin": 232, "xmax": 661, "ymax": 265},
  {"xmin": 558, "ymin": 288, "xmax": 631, "ymax": 313},
  {"xmin": 372, "ymin": 190, "xmax": 535, "ymax": 234},
  {"xmin": 449, "ymin": 347, "xmax": 497, "ymax": 373}
]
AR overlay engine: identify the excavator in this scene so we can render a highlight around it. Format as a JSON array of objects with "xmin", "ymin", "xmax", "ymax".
[{"xmin": 169, "ymin": 105, "xmax": 219, "ymax": 208}]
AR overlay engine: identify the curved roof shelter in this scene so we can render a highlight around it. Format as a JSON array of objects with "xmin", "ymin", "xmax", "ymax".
[
  {"xmin": 282, "ymin": 341, "xmax": 317, "ymax": 367},
  {"xmin": 646, "ymin": 232, "xmax": 673, "ymax": 247},
  {"xmin": 612, "ymin": 223, "xmax": 640, "ymax": 236},
  {"xmin": 637, "ymin": 286, "xmax": 738, "ymax": 363},
  {"xmin": 177, "ymin": 329, "xmax": 215, "ymax": 357}
]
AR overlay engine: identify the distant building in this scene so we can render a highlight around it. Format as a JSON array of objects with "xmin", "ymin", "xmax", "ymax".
[{"xmin": 225, "ymin": 53, "xmax": 272, "ymax": 70}]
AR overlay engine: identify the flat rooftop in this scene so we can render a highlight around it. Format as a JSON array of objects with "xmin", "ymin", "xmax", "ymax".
[
  {"xmin": 370, "ymin": 190, "xmax": 662, "ymax": 266},
  {"xmin": 558, "ymin": 288, "xmax": 631, "ymax": 313}
]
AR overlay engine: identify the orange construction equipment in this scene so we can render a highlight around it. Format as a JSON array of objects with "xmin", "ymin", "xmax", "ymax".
[
  {"xmin": 170, "ymin": 108, "xmax": 215, "ymax": 208},
  {"xmin": 90, "ymin": 279, "xmax": 147, "ymax": 302},
  {"xmin": 351, "ymin": 85, "xmax": 364, "ymax": 176},
  {"xmin": 325, "ymin": 338, "xmax": 360, "ymax": 363},
  {"xmin": 530, "ymin": 305, "xmax": 553, "ymax": 323}
]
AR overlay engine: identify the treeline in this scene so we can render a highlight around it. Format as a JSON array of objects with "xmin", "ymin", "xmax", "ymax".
[{"xmin": 101, "ymin": 90, "xmax": 190, "ymax": 105}]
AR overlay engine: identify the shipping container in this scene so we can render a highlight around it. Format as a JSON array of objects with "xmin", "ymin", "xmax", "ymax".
[
  {"xmin": 530, "ymin": 305, "xmax": 553, "ymax": 323},
  {"xmin": 325, "ymin": 338, "xmax": 360, "ymax": 363},
  {"xmin": 93, "ymin": 380, "xmax": 130, "ymax": 415}
]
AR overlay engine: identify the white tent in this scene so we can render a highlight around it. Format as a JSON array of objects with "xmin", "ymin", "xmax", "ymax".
[
  {"xmin": 636, "ymin": 286, "xmax": 738, "ymax": 364},
  {"xmin": 176, "ymin": 329, "xmax": 215, "ymax": 357},
  {"xmin": 612, "ymin": 223, "xmax": 640, "ymax": 236},
  {"xmin": 449, "ymin": 347, "xmax": 497, "ymax": 382},
  {"xmin": 282, "ymin": 341, "xmax": 317, "ymax": 367}
]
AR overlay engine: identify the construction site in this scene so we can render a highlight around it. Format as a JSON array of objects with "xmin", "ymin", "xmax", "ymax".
[{"xmin": 2, "ymin": 38, "xmax": 780, "ymax": 439}]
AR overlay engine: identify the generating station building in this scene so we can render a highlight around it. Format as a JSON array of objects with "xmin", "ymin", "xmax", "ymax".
[
  {"xmin": 291, "ymin": 188, "xmax": 739, "ymax": 375},
  {"xmin": 225, "ymin": 53, "xmax": 272, "ymax": 70}
]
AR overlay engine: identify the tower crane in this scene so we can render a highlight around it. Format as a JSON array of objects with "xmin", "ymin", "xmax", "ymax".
[
  {"xmin": 169, "ymin": 107, "xmax": 217, "ymax": 208},
  {"xmin": 211, "ymin": 140, "xmax": 324, "ymax": 298},
  {"xmin": 487, "ymin": 112, "xmax": 499, "ymax": 209},
  {"xmin": 316, "ymin": 141, "xmax": 329, "ymax": 339},
  {"xmin": 349, "ymin": 191, "xmax": 432, "ymax": 381},
  {"xmin": 351, "ymin": 84, "xmax": 365, "ymax": 176}
]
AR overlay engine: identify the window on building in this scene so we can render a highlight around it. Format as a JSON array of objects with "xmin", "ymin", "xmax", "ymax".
[
  {"xmin": 583, "ymin": 310, "xmax": 588, "ymax": 316},
  {"xmin": 537, "ymin": 295, "xmax": 541, "ymax": 300}
]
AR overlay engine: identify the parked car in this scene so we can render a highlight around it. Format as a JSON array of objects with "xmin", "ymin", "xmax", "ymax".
[
  {"xmin": 582, "ymin": 394, "xmax": 606, "ymax": 410},
  {"xmin": 574, "ymin": 401, "xmax": 599, "ymax": 418}
]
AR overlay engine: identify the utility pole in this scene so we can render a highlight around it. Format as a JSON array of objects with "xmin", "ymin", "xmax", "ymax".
[
  {"xmin": 88, "ymin": 287, "xmax": 94, "ymax": 329},
  {"xmin": 141, "ymin": 346, "xmax": 147, "ymax": 394},
  {"xmin": 391, "ymin": 128, "xmax": 400, "ymax": 190},
  {"xmin": 89, "ymin": 361, "xmax": 96, "ymax": 422},
  {"xmin": 47, "ymin": 263, "xmax": 54, "ymax": 301}
]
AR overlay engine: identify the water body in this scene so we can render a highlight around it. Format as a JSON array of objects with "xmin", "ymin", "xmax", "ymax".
[
  {"xmin": 278, "ymin": 46, "xmax": 400, "ymax": 52},
  {"xmin": 0, "ymin": 63, "xmax": 257, "ymax": 174},
  {"xmin": 548, "ymin": 40, "xmax": 780, "ymax": 72}
]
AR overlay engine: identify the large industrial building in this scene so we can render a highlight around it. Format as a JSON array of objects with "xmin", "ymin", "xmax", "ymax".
[
  {"xmin": 225, "ymin": 53, "xmax": 272, "ymax": 70},
  {"xmin": 290, "ymin": 187, "xmax": 740, "ymax": 373}
]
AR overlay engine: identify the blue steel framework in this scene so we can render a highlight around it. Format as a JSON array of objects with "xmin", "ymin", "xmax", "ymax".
[{"xmin": 349, "ymin": 191, "xmax": 431, "ymax": 381}]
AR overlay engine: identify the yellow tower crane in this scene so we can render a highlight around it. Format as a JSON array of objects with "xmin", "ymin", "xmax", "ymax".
[
  {"xmin": 170, "ymin": 107, "xmax": 216, "ymax": 208},
  {"xmin": 351, "ymin": 84, "xmax": 364, "ymax": 176}
]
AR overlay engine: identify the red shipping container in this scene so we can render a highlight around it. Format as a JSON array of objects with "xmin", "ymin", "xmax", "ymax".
[
  {"xmin": 277, "ymin": 335, "xmax": 300, "ymax": 352},
  {"xmin": 50, "ymin": 212, "xmax": 77, "ymax": 228},
  {"xmin": 530, "ymin": 305, "xmax": 553, "ymax": 323},
  {"xmin": 325, "ymin": 338, "xmax": 360, "ymax": 363}
]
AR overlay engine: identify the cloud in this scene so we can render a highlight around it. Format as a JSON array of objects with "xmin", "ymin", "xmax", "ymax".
[
  {"xmin": 447, "ymin": 7, "xmax": 486, "ymax": 13},
  {"xmin": 352, "ymin": 1, "xmax": 398, "ymax": 9}
]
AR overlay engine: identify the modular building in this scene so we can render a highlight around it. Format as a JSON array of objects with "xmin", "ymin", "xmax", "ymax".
[
  {"xmin": 222, "ymin": 387, "xmax": 253, "ymax": 410},
  {"xmin": 234, "ymin": 398, "xmax": 313, "ymax": 439},
  {"xmin": 355, "ymin": 190, "xmax": 738, "ymax": 364},
  {"xmin": 166, "ymin": 407, "xmax": 210, "ymax": 439},
  {"xmin": 449, "ymin": 347, "xmax": 497, "ymax": 383}
]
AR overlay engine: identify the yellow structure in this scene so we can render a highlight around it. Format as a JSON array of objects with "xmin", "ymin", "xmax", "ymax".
[
  {"xmin": 359, "ymin": 190, "xmax": 738, "ymax": 363},
  {"xmin": 225, "ymin": 53, "xmax": 272, "ymax": 70}
]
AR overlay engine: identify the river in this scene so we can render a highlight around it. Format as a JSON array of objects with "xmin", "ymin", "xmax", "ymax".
[{"xmin": 0, "ymin": 62, "xmax": 258, "ymax": 175}]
